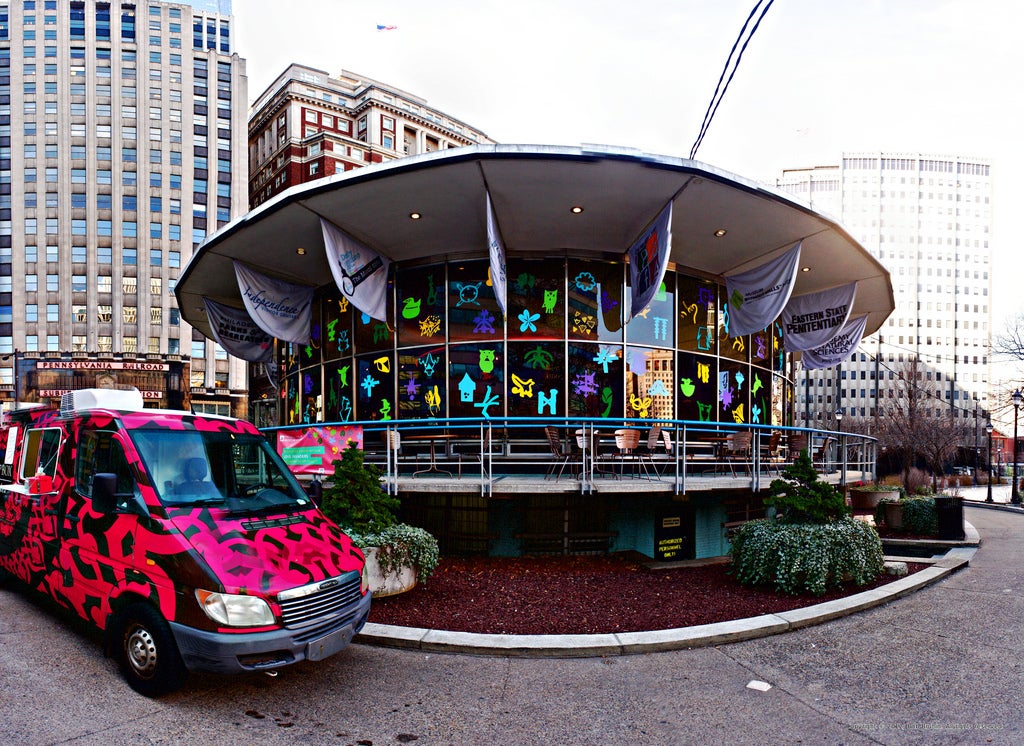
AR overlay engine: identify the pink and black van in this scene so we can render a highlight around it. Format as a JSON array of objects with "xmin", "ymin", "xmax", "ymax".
[{"xmin": 0, "ymin": 388, "xmax": 370, "ymax": 696}]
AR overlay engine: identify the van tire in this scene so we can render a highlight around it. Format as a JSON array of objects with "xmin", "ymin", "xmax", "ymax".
[{"xmin": 113, "ymin": 603, "xmax": 187, "ymax": 697}]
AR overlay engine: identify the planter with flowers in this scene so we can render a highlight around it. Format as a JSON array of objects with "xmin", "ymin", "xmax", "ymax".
[{"xmin": 849, "ymin": 483, "xmax": 901, "ymax": 512}]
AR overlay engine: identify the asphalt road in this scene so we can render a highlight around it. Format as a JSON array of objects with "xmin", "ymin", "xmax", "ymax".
[{"xmin": 1, "ymin": 505, "xmax": 1022, "ymax": 745}]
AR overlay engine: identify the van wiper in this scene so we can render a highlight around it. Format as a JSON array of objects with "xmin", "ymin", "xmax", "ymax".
[{"xmin": 185, "ymin": 496, "xmax": 226, "ymax": 507}]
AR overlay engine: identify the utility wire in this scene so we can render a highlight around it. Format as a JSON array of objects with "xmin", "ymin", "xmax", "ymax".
[{"xmin": 689, "ymin": 0, "xmax": 775, "ymax": 160}]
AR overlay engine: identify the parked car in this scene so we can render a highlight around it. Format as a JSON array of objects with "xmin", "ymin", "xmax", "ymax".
[{"xmin": 0, "ymin": 388, "xmax": 370, "ymax": 696}]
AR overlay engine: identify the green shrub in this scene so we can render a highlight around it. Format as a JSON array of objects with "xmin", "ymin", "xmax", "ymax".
[
  {"xmin": 766, "ymin": 450, "xmax": 849, "ymax": 524},
  {"xmin": 901, "ymin": 496, "xmax": 937, "ymax": 536},
  {"xmin": 872, "ymin": 495, "xmax": 937, "ymax": 536},
  {"xmin": 320, "ymin": 443, "xmax": 440, "ymax": 583},
  {"xmin": 321, "ymin": 443, "xmax": 400, "ymax": 534},
  {"xmin": 729, "ymin": 518, "xmax": 885, "ymax": 596}
]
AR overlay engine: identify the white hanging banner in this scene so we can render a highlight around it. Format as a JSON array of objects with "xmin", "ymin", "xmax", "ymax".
[
  {"xmin": 321, "ymin": 218, "xmax": 390, "ymax": 321},
  {"xmin": 726, "ymin": 242, "xmax": 801, "ymax": 337},
  {"xmin": 486, "ymin": 192, "xmax": 508, "ymax": 318},
  {"xmin": 801, "ymin": 314, "xmax": 869, "ymax": 370},
  {"xmin": 627, "ymin": 201, "xmax": 673, "ymax": 322},
  {"xmin": 233, "ymin": 261, "xmax": 314, "ymax": 344},
  {"xmin": 782, "ymin": 282, "xmax": 857, "ymax": 352},
  {"xmin": 203, "ymin": 298, "xmax": 274, "ymax": 363}
]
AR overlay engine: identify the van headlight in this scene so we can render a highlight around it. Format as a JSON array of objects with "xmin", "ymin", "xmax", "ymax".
[
  {"xmin": 195, "ymin": 589, "xmax": 274, "ymax": 627},
  {"xmin": 361, "ymin": 563, "xmax": 371, "ymax": 596}
]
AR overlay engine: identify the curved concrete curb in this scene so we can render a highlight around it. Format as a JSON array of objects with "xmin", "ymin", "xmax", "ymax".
[{"xmin": 354, "ymin": 525, "xmax": 979, "ymax": 658}]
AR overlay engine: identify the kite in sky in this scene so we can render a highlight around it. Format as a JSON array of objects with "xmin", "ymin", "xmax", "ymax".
[{"xmin": 376, "ymin": 24, "xmax": 397, "ymax": 31}]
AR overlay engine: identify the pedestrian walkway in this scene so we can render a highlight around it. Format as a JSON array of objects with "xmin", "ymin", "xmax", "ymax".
[{"xmin": 959, "ymin": 482, "xmax": 1024, "ymax": 509}]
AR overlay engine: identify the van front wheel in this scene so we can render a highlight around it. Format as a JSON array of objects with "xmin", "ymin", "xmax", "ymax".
[{"xmin": 114, "ymin": 603, "xmax": 187, "ymax": 697}]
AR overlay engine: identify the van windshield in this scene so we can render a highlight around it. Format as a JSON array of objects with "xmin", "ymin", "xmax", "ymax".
[{"xmin": 130, "ymin": 427, "xmax": 312, "ymax": 513}]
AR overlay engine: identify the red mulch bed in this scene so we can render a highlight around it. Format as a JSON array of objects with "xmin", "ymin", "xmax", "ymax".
[{"xmin": 368, "ymin": 554, "xmax": 928, "ymax": 635}]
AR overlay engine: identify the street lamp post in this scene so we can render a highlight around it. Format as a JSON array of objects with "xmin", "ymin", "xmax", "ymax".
[
  {"xmin": 986, "ymin": 420, "xmax": 994, "ymax": 503},
  {"xmin": 1013, "ymin": 389, "xmax": 1023, "ymax": 505},
  {"xmin": 835, "ymin": 408, "xmax": 846, "ymax": 487}
]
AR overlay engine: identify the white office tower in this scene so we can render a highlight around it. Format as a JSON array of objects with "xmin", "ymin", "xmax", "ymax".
[{"xmin": 777, "ymin": 153, "xmax": 993, "ymax": 434}]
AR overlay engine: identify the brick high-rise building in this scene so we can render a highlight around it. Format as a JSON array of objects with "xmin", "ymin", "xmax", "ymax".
[{"xmin": 248, "ymin": 63, "xmax": 493, "ymax": 210}]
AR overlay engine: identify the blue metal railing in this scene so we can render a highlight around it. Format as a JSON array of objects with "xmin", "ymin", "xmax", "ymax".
[{"xmin": 263, "ymin": 417, "xmax": 877, "ymax": 497}]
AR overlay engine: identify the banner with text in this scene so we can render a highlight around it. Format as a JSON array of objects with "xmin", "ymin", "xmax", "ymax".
[
  {"xmin": 203, "ymin": 298, "xmax": 274, "ymax": 363},
  {"xmin": 486, "ymin": 192, "xmax": 508, "ymax": 318},
  {"xmin": 276, "ymin": 425, "xmax": 364, "ymax": 475},
  {"xmin": 321, "ymin": 218, "xmax": 390, "ymax": 321},
  {"xmin": 627, "ymin": 201, "xmax": 673, "ymax": 322},
  {"xmin": 782, "ymin": 282, "xmax": 857, "ymax": 352},
  {"xmin": 725, "ymin": 242, "xmax": 801, "ymax": 337},
  {"xmin": 233, "ymin": 261, "xmax": 314, "ymax": 344},
  {"xmin": 801, "ymin": 314, "xmax": 869, "ymax": 370}
]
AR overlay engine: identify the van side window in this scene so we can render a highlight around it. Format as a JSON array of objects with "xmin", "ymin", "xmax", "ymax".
[
  {"xmin": 77, "ymin": 430, "xmax": 136, "ymax": 509},
  {"xmin": 21, "ymin": 427, "xmax": 62, "ymax": 480}
]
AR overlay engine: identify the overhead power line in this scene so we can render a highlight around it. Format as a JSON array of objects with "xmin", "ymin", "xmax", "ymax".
[{"xmin": 689, "ymin": 0, "xmax": 775, "ymax": 160}]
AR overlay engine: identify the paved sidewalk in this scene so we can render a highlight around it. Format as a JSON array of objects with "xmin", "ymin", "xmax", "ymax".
[{"xmin": 2, "ymin": 505, "xmax": 1021, "ymax": 745}]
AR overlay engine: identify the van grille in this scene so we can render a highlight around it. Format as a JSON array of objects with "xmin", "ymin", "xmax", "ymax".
[{"xmin": 278, "ymin": 571, "xmax": 363, "ymax": 630}]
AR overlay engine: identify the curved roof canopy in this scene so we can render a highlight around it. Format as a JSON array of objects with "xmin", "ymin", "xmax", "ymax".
[{"xmin": 177, "ymin": 144, "xmax": 893, "ymax": 344}]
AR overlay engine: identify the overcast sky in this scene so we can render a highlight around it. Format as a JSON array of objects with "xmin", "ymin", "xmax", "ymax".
[{"xmin": 233, "ymin": 0, "xmax": 1024, "ymax": 328}]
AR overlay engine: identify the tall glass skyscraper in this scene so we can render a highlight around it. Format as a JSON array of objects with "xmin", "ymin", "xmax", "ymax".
[
  {"xmin": 0, "ymin": 0, "xmax": 248, "ymax": 415},
  {"xmin": 777, "ymin": 153, "xmax": 993, "ymax": 431}
]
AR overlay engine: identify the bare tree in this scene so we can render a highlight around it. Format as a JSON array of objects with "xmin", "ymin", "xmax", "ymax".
[
  {"xmin": 993, "ymin": 313, "xmax": 1024, "ymax": 360},
  {"xmin": 873, "ymin": 357, "xmax": 967, "ymax": 491}
]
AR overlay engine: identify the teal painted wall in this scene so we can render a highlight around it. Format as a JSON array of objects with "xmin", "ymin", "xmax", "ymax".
[{"xmin": 489, "ymin": 499, "xmax": 522, "ymax": 557}]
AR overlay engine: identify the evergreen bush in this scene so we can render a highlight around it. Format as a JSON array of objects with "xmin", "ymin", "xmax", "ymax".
[
  {"xmin": 900, "ymin": 496, "xmax": 937, "ymax": 536},
  {"xmin": 320, "ymin": 443, "xmax": 439, "ymax": 582},
  {"xmin": 872, "ymin": 495, "xmax": 937, "ymax": 536},
  {"xmin": 321, "ymin": 443, "xmax": 400, "ymax": 534},
  {"xmin": 765, "ymin": 450, "xmax": 850, "ymax": 524}
]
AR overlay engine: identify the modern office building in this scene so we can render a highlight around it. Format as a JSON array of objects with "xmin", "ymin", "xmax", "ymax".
[
  {"xmin": 0, "ymin": 0, "xmax": 248, "ymax": 415},
  {"xmin": 247, "ymin": 63, "xmax": 493, "ymax": 211},
  {"xmin": 777, "ymin": 153, "xmax": 993, "ymax": 432}
]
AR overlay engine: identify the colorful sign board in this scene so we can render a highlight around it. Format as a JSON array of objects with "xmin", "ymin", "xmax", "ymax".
[{"xmin": 276, "ymin": 425, "xmax": 364, "ymax": 474}]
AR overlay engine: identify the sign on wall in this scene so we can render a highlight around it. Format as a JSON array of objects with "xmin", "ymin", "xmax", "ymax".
[{"xmin": 276, "ymin": 425, "xmax": 364, "ymax": 474}]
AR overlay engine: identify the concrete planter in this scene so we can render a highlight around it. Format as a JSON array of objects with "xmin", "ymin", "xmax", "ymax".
[
  {"xmin": 850, "ymin": 487, "xmax": 899, "ymax": 511},
  {"xmin": 362, "ymin": 546, "xmax": 418, "ymax": 598},
  {"xmin": 881, "ymin": 500, "xmax": 903, "ymax": 530}
]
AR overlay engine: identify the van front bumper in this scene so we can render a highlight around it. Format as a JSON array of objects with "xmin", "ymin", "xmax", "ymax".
[{"xmin": 169, "ymin": 590, "xmax": 371, "ymax": 675}]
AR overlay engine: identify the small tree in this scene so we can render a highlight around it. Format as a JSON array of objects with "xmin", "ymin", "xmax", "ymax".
[
  {"xmin": 765, "ymin": 449, "xmax": 849, "ymax": 524},
  {"xmin": 321, "ymin": 442, "xmax": 399, "ymax": 534}
]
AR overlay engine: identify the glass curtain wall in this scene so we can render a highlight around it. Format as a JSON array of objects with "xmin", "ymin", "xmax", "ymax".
[{"xmin": 279, "ymin": 257, "xmax": 791, "ymax": 426}]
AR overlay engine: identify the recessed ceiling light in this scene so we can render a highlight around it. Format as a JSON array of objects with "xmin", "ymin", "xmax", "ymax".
[
  {"xmin": 295, "ymin": 247, "xmax": 306, "ymax": 255},
  {"xmin": 801, "ymin": 266, "xmax": 811, "ymax": 272},
  {"xmin": 409, "ymin": 212, "xmax": 422, "ymax": 220},
  {"xmin": 713, "ymin": 228, "xmax": 727, "ymax": 237},
  {"xmin": 570, "ymin": 206, "xmax": 584, "ymax": 214}
]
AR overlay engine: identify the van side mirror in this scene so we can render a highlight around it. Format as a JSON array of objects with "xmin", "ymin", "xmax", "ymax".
[{"xmin": 92, "ymin": 473, "xmax": 119, "ymax": 513}]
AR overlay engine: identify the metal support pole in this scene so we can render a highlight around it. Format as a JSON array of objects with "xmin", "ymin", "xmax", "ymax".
[
  {"xmin": 1013, "ymin": 390, "xmax": 1022, "ymax": 505},
  {"xmin": 986, "ymin": 420, "xmax": 994, "ymax": 503}
]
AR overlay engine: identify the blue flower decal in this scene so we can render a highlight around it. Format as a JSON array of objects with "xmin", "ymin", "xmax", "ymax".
[{"xmin": 518, "ymin": 308, "xmax": 540, "ymax": 333}]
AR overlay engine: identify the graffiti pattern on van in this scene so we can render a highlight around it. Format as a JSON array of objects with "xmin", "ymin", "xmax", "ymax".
[{"xmin": 0, "ymin": 407, "xmax": 363, "ymax": 633}]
